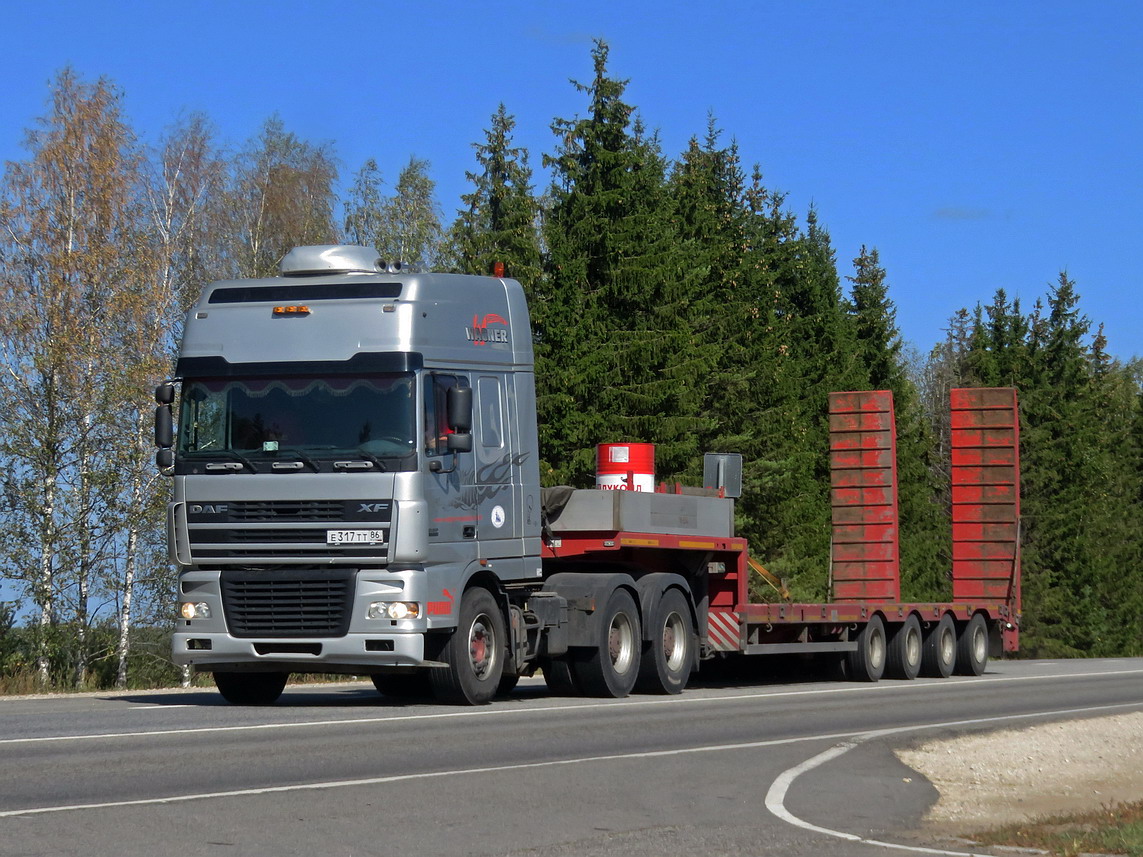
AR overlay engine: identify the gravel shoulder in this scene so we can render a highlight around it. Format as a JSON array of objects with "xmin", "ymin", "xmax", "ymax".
[{"xmin": 896, "ymin": 712, "xmax": 1143, "ymax": 832}]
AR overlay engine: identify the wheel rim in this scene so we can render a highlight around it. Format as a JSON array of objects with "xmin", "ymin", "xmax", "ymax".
[
  {"xmin": 608, "ymin": 611, "xmax": 636, "ymax": 674},
  {"xmin": 972, "ymin": 626, "xmax": 987, "ymax": 663},
  {"xmin": 905, "ymin": 628, "xmax": 921, "ymax": 667},
  {"xmin": 939, "ymin": 628, "xmax": 955, "ymax": 665},
  {"xmin": 663, "ymin": 611, "xmax": 687, "ymax": 671},
  {"xmin": 869, "ymin": 629, "xmax": 886, "ymax": 669},
  {"xmin": 468, "ymin": 613, "xmax": 498, "ymax": 679}
]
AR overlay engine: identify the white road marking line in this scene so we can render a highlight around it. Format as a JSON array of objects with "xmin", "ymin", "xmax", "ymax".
[
  {"xmin": 3, "ymin": 700, "xmax": 1140, "ymax": 820},
  {"xmin": 763, "ymin": 700, "xmax": 1143, "ymax": 856},
  {"xmin": 0, "ymin": 730, "xmax": 856, "ymax": 818},
  {"xmin": 1, "ymin": 665, "xmax": 1139, "ymax": 746}
]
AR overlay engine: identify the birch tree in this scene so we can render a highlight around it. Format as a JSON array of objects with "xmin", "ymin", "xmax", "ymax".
[
  {"xmin": 227, "ymin": 116, "xmax": 339, "ymax": 278},
  {"xmin": 0, "ymin": 69, "xmax": 144, "ymax": 686}
]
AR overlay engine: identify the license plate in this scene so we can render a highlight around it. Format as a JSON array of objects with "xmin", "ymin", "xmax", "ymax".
[{"xmin": 326, "ymin": 529, "xmax": 386, "ymax": 545}]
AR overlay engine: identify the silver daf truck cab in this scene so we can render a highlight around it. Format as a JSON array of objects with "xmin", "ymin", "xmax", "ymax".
[{"xmin": 159, "ymin": 245, "xmax": 543, "ymax": 703}]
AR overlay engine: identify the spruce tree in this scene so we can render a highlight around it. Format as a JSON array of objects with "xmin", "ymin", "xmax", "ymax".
[
  {"xmin": 668, "ymin": 119, "xmax": 752, "ymax": 477},
  {"xmin": 539, "ymin": 40, "xmax": 707, "ymax": 485}
]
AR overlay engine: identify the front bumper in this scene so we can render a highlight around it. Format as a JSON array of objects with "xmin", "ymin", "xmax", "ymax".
[{"xmin": 171, "ymin": 629, "xmax": 429, "ymax": 672}]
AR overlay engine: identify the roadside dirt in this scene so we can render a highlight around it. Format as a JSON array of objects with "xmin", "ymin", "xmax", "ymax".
[{"xmin": 896, "ymin": 712, "xmax": 1143, "ymax": 832}]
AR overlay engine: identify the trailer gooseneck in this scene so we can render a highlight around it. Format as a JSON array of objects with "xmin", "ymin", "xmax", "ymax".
[{"xmin": 157, "ymin": 245, "xmax": 1020, "ymax": 705}]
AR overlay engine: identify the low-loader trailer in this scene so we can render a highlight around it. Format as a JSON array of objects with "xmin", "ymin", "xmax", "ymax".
[{"xmin": 157, "ymin": 245, "xmax": 1020, "ymax": 704}]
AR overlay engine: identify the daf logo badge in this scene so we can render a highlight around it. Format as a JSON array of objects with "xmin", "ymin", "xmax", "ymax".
[{"xmin": 189, "ymin": 504, "xmax": 228, "ymax": 514}]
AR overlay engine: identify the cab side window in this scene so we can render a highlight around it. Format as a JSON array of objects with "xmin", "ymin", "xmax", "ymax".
[{"xmin": 478, "ymin": 376, "xmax": 504, "ymax": 451}]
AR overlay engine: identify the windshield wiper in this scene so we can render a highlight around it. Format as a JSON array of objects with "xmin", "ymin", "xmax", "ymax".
[
  {"xmin": 275, "ymin": 448, "xmax": 322, "ymax": 472},
  {"xmin": 344, "ymin": 450, "xmax": 387, "ymax": 472},
  {"xmin": 199, "ymin": 450, "xmax": 258, "ymax": 472}
]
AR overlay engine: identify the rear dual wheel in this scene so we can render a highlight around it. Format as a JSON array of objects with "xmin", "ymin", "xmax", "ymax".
[
  {"xmin": 921, "ymin": 614, "xmax": 957, "ymax": 678},
  {"xmin": 635, "ymin": 589, "xmax": 694, "ymax": 694},
  {"xmin": 886, "ymin": 615, "xmax": 923, "ymax": 680},
  {"xmin": 574, "ymin": 589, "xmax": 642, "ymax": 698},
  {"xmin": 955, "ymin": 613, "xmax": 989, "ymax": 676},
  {"xmin": 846, "ymin": 615, "xmax": 887, "ymax": 682}
]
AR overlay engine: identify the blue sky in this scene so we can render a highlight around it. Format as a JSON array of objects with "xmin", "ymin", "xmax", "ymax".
[{"xmin": 3, "ymin": 0, "xmax": 1140, "ymax": 359}]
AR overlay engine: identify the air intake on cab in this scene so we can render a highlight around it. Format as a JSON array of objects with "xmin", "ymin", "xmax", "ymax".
[{"xmin": 279, "ymin": 245, "xmax": 383, "ymax": 276}]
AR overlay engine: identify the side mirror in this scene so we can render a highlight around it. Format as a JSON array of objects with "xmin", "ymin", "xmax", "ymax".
[
  {"xmin": 447, "ymin": 385, "xmax": 472, "ymax": 433},
  {"xmin": 155, "ymin": 382, "xmax": 175, "ymax": 405},
  {"xmin": 156, "ymin": 448, "xmax": 174, "ymax": 469},
  {"xmin": 446, "ymin": 432, "xmax": 472, "ymax": 453},
  {"xmin": 155, "ymin": 405, "xmax": 174, "ymax": 449}
]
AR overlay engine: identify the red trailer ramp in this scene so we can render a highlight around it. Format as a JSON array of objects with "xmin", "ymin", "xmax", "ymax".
[
  {"xmin": 950, "ymin": 387, "xmax": 1021, "ymax": 651},
  {"xmin": 828, "ymin": 391, "xmax": 900, "ymax": 602}
]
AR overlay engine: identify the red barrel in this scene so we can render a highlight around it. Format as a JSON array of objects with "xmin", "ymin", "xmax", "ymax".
[{"xmin": 596, "ymin": 443, "xmax": 655, "ymax": 492}]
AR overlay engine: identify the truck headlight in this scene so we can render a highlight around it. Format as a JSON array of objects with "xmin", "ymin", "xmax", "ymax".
[
  {"xmin": 368, "ymin": 601, "xmax": 420, "ymax": 620},
  {"xmin": 180, "ymin": 601, "xmax": 211, "ymax": 620}
]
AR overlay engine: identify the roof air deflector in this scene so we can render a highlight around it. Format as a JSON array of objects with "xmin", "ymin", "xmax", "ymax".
[{"xmin": 280, "ymin": 245, "xmax": 382, "ymax": 276}]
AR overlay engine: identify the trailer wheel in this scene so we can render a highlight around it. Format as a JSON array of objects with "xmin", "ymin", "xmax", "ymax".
[
  {"xmin": 920, "ymin": 614, "xmax": 956, "ymax": 678},
  {"xmin": 574, "ymin": 588, "xmax": 641, "ymax": 698},
  {"xmin": 955, "ymin": 613, "xmax": 989, "ymax": 676},
  {"xmin": 886, "ymin": 615, "xmax": 922, "ymax": 680},
  {"xmin": 430, "ymin": 587, "xmax": 505, "ymax": 705},
  {"xmin": 635, "ymin": 589, "xmax": 695, "ymax": 694},
  {"xmin": 540, "ymin": 656, "xmax": 581, "ymax": 696},
  {"xmin": 371, "ymin": 671, "xmax": 433, "ymax": 699},
  {"xmin": 845, "ymin": 615, "xmax": 886, "ymax": 682},
  {"xmin": 213, "ymin": 671, "xmax": 288, "ymax": 705}
]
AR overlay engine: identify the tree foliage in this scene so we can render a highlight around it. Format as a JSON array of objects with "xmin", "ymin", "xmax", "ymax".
[{"xmin": 345, "ymin": 156, "xmax": 443, "ymax": 269}]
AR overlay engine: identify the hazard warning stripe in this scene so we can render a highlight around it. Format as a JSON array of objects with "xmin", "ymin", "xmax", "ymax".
[{"xmin": 705, "ymin": 611, "xmax": 740, "ymax": 651}]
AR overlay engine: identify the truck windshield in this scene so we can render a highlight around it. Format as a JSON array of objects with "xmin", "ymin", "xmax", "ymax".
[{"xmin": 178, "ymin": 374, "xmax": 416, "ymax": 468}]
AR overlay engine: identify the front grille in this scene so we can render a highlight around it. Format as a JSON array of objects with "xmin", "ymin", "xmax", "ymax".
[
  {"xmin": 220, "ymin": 568, "xmax": 355, "ymax": 638},
  {"xmin": 185, "ymin": 498, "xmax": 393, "ymax": 562},
  {"xmin": 228, "ymin": 501, "xmax": 345, "ymax": 522},
  {"xmin": 195, "ymin": 528, "xmax": 322, "ymax": 544}
]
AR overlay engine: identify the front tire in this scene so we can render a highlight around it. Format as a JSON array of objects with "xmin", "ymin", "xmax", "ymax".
[
  {"xmin": 372, "ymin": 671, "xmax": 433, "ymax": 699},
  {"xmin": 431, "ymin": 587, "xmax": 506, "ymax": 705},
  {"xmin": 846, "ymin": 615, "xmax": 886, "ymax": 682},
  {"xmin": 635, "ymin": 589, "xmax": 694, "ymax": 694},
  {"xmin": 213, "ymin": 671, "xmax": 288, "ymax": 705},
  {"xmin": 574, "ymin": 589, "xmax": 641, "ymax": 698}
]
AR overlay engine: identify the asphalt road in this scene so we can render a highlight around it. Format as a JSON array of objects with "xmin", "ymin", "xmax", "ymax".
[{"xmin": 1, "ymin": 658, "xmax": 1141, "ymax": 857}]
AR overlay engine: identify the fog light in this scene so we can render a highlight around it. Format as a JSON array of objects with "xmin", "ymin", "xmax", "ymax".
[
  {"xmin": 180, "ymin": 601, "xmax": 211, "ymax": 620},
  {"xmin": 368, "ymin": 601, "xmax": 420, "ymax": 620}
]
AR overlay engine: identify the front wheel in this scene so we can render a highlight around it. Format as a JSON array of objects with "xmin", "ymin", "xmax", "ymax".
[
  {"xmin": 213, "ymin": 671, "xmax": 288, "ymax": 705},
  {"xmin": 574, "ymin": 589, "xmax": 642, "ymax": 698},
  {"xmin": 372, "ymin": 671, "xmax": 433, "ymax": 699},
  {"xmin": 635, "ymin": 589, "xmax": 694, "ymax": 694},
  {"xmin": 431, "ymin": 587, "xmax": 506, "ymax": 705}
]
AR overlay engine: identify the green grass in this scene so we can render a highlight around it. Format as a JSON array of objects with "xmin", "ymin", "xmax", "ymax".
[{"xmin": 973, "ymin": 800, "xmax": 1143, "ymax": 856}]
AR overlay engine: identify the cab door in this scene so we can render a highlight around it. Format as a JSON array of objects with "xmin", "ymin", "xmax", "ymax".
[{"xmin": 473, "ymin": 374, "xmax": 523, "ymax": 558}]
